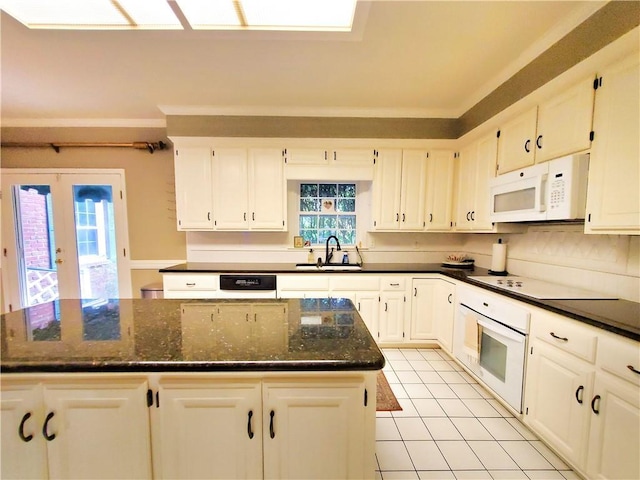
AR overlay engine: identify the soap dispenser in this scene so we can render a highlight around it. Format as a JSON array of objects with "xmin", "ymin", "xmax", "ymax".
[{"xmin": 307, "ymin": 248, "xmax": 315, "ymax": 263}]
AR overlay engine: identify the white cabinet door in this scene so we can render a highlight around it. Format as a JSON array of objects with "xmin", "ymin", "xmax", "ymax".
[
  {"xmin": 473, "ymin": 133, "xmax": 499, "ymax": 230},
  {"xmin": 0, "ymin": 383, "xmax": 48, "ymax": 479},
  {"xmin": 410, "ymin": 278, "xmax": 455, "ymax": 346},
  {"xmin": 399, "ymin": 150, "xmax": 428, "ymax": 230},
  {"xmin": 249, "ymin": 148, "xmax": 286, "ymax": 230},
  {"xmin": 44, "ymin": 379, "xmax": 152, "ymax": 480},
  {"xmin": 262, "ymin": 379, "xmax": 366, "ymax": 479},
  {"xmin": 410, "ymin": 279, "xmax": 437, "ymax": 340},
  {"xmin": 536, "ymin": 76, "xmax": 595, "ymax": 163},
  {"xmin": 174, "ymin": 146, "xmax": 214, "ymax": 230},
  {"xmin": 379, "ymin": 292, "xmax": 406, "ymax": 343},
  {"xmin": 354, "ymin": 291, "xmax": 380, "ymax": 339},
  {"xmin": 524, "ymin": 340, "xmax": 594, "ymax": 467},
  {"xmin": 455, "ymin": 144, "xmax": 476, "ymax": 231},
  {"xmin": 156, "ymin": 379, "xmax": 263, "ymax": 480},
  {"xmin": 333, "ymin": 149, "xmax": 374, "ymax": 165},
  {"xmin": 286, "ymin": 148, "xmax": 329, "ymax": 164},
  {"xmin": 586, "ymin": 372, "xmax": 640, "ymax": 480},
  {"xmin": 455, "ymin": 133, "xmax": 497, "ymax": 231},
  {"xmin": 434, "ymin": 281, "xmax": 455, "ymax": 353},
  {"xmin": 372, "ymin": 149, "xmax": 403, "ymax": 230},
  {"xmin": 585, "ymin": 54, "xmax": 640, "ymax": 234},
  {"xmin": 496, "ymin": 107, "xmax": 538, "ymax": 174},
  {"xmin": 212, "ymin": 148, "xmax": 250, "ymax": 230},
  {"xmin": 425, "ymin": 150, "xmax": 454, "ymax": 231}
]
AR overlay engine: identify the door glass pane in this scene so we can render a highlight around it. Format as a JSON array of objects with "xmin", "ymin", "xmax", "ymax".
[
  {"xmin": 13, "ymin": 185, "xmax": 59, "ymax": 307},
  {"xmin": 72, "ymin": 185, "xmax": 119, "ymax": 303},
  {"xmin": 479, "ymin": 332, "xmax": 508, "ymax": 382}
]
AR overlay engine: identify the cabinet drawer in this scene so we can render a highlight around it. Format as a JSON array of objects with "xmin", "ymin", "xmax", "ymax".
[
  {"xmin": 163, "ymin": 274, "xmax": 219, "ymax": 291},
  {"xmin": 598, "ymin": 334, "xmax": 640, "ymax": 387},
  {"xmin": 380, "ymin": 277, "xmax": 406, "ymax": 291},
  {"xmin": 331, "ymin": 275, "xmax": 379, "ymax": 291},
  {"xmin": 277, "ymin": 275, "xmax": 330, "ymax": 291},
  {"xmin": 532, "ymin": 311, "xmax": 597, "ymax": 363}
]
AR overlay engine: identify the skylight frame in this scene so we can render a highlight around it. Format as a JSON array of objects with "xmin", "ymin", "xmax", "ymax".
[{"xmin": 0, "ymin": 0, "xmax": 359, "ymax": 32}]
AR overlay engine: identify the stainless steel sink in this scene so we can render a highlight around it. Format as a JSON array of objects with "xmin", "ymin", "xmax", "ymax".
[{"xmin": 295, "ymin": 263, "xmax": 362, "ymax": 271}]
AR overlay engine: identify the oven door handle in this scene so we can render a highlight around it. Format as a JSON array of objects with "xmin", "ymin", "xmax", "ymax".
[{"xmin": 476, "ymin": 319, "xmax": 526, "ymax": 343}]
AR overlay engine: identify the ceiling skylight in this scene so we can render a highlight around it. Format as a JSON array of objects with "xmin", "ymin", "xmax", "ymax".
[
  {"xmin": 0, "ymin": 0, "xmax": 182, "ymax": 29},
  {"xmin": 176, "ymin": 0, "xmax": 357, "ymax": 31},
  {"xmin": 0, "ymin": 0, "xmax": 358, "ymax": 31}
]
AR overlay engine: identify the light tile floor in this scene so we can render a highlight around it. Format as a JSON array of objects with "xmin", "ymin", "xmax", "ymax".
[{"xmin": 376, "ymin": 348, "xmax": 579, "ymax": 480}]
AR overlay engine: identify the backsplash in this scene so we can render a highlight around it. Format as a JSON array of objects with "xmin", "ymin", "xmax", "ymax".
[
  {"xmin": 463, "ymin": 226, "xmax": 639, "ymax": 302},
  {"xmin": 185, "ymin": 226, "xmax": 639, "ymax": 302}
]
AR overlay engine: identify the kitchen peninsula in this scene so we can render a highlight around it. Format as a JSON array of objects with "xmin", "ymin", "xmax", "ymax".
[{"xmin": 1, "ymin": 298, "xmax": 384, "ymax": 480}]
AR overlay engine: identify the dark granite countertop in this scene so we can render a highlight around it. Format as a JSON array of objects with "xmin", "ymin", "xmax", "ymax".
[
  {"xmin": 161, "ymin": 262, "xmax": 640, "ymax": 342},
  {"xmin": 1, "ymin": 298, "xmax": 385, "ymax": 374}
]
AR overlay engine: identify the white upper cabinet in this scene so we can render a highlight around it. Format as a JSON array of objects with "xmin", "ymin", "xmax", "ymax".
[
  {"xmin": 585, "ymin": 54, "xmax": 640, "ymax": 235},
  {"xmin": 496, "ymin": 107, "xmax": 538, "ymax": 174},
  {"xmin": 174, "ymin": 146, "xmax": 214, "ymax": 230},
  {"xmin": 497, "ymin": 76, "xmax": 596, "ymax": 175},
  {"xmin": 372, "ymin": 149, "xmax": 427, "ymax": 231},
  {"xmin": 536, "ymin": 76, "xmax": 595, "ymax": 163},
  {"xmin": 172, "ymin": 142, "xmax": 286, "ymax": 232},
  {"xmin": 249, "ymin": 148, "xmax": 287, "ymax": 230},
  {"xmin": 424, "ymin": 150, "xmax": 455, "ymax": 231},
  {"xmin": 212, "ymin": 148, "xmax": 250, "ymax": 230},
  {"xmin": 285, "ymin": 148, "xmax": 373, "ymax": 165},
  {"xmin": 372, "ymin": 149, "xmax": 403, "ymax": 230},
  {"xmin": 455, "ymin": 133, "xmax": 498, "ymax": 232}
]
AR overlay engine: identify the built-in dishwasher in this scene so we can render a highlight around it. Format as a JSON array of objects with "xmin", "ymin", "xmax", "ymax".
[
  {"xmin": 453, "ymin": 286, "xmax": 530, "ymax": 413},
  {"xmin": 218, "ymin": 274, "xmax": 278, "ymax": 299}
]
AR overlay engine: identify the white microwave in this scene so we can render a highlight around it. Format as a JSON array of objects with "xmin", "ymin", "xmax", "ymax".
[{"xmin": 489, "ymin": 154, "xmax": 590, "ymax": 223}]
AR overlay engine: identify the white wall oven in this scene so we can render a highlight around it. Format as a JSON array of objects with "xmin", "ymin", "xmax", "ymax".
[{"xmin": 453, "ymin": 287, "xmax": 530, "ymax": 413}]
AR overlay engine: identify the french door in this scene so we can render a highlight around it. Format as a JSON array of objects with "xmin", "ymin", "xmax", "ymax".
[{"xmin": 1, "ymin": 170, "xmax": 131, "ymax": 312}]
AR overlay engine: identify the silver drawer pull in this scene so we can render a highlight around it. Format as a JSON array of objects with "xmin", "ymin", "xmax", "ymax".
[
  {"xmin": 627, "ymin": 365, "xmax": 640, "ymax": 375},
  {"xmin": 549, "ymin": 332, "xmax": 568, "ymax": 342}
]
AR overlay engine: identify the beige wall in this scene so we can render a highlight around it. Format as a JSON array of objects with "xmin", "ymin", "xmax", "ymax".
[{"xmin": 1, "ymin": 126, "xmax": 186, "ymax": 297}]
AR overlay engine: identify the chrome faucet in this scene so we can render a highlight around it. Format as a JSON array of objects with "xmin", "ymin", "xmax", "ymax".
[{"xmin": 325, "ymin": 235, "xmax": 341, "ymax": 265}]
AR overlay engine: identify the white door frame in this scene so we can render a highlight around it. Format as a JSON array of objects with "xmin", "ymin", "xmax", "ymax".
[{"xmin": 1, "ymin": 168, "xmax": 132, "ymax": 312}]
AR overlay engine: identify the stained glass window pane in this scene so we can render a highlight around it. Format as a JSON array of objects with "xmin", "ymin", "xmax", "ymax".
[
  {"xmin": 336, "ymin": 199, "xmax": 355, "ymax": 212},
  {"xmin": 300, "ymin": 183, "xmax": 318, "ymax": 197},
  {"xmin": 338, "ymin": 184, "xmax": 356, "ymax": 198},
  {"xmin": 319, "ymin": 184, "xmax": 337, "ymax": 197}
]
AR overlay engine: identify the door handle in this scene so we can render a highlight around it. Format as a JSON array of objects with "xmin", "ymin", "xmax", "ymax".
[
  {"xmin": 447, "ymin": 293, "xmax": 452, "ymax": 304},
  {"xmin": 536, "ymin": 135, "xmax": 543, "ymax": 149},
  {"xmin": 55, "ymin": 258, "xmax": 63, "ymax": 264},
  {"xmin": 575, "ymin": 386, "xmax": 584, "ymax": 404},
  {"xmin": 247, "ymin": 410, "xmax": 254, "ymax": 439},
  {"xmin": 627, "ymin": 365, "xmax": 640, "ymax": 375},
  {"xmin": 43, "ymin": 411, "xmax": 56, "ymax": 441},
  {"xmin": 19, "ymin": 412, "xmax": 33, "ymax": 442},
  {"xmin": 269, "ymin": 410, "xmax": 275, "ymax": 439},
  {"xmin": 591, "ymin": 395, "xmax": 601, "ymax": 415},
  {"xmin": 524, "ymin": 139, "xmax": 531, "ymax": 153},
  {"xmin": 549, "ymin": 332, "xmax": 568, "ymax": 342}
]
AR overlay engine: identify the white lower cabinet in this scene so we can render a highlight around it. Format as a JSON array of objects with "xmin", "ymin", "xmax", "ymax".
[
  {"xmin": 155, "ymin": 379, "xmax": 263, "ymax": 480},
  {"xmin": 525, "ymin": 339, "xmax": 594, "ymax": 467},
  {"xmin": 410, "ymin": 277, "xmax": 455, "ymax": 351},
  {"xmin": 262, "ymin": 379, "xmax": 368, "ymax": 479},
  {"xmin": 524, "ymin": 309, "xmax": 640, "ymax": 479},
  {"xmin": 378, "ymin": 277, "xmax": 408, "ymax": 343},
  {"xmin": 154, "ymin": 376, "xmax": 371, "ymax": 480},
  {"xmin": 1, "ymin": 378, "xmax": 152, "ymax": 480}
]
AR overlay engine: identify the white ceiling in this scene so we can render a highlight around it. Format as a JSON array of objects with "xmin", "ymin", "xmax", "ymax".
[{"xmin": 0, "ymin": 1, "xmax": 605, "ymax": 125}]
